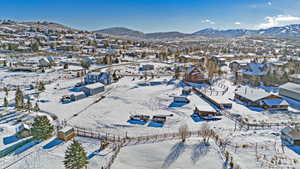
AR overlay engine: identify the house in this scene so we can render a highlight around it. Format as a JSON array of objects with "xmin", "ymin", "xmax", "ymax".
[
  {"xmin": 84, "ymin": 72, "xmax": 111, "ymax": 85},
  {"xmin": 173, "ymin": 96, "xmax": 190, "ymax": 103},
  {"xmin": 241, "ymin": 62, "xmax": 267, "ymax": 78},
  {"xmin": 279, "ymin": 82, "xmax": 300, "ymax": 102},
  {"xmin": 235, "ymin": 86, "xmax": 289, "ymax": 110},
  {"xmin": 177, "ymin": 55, "xmax": 204, "ymax": 63},
  {"xmin": 81, "ymin": 83, "xmax": 105, "ymax": 96},
  {"xmin": 281, "ymin": 126, "xmax": 300, "ymax": 146},
  {"xmin": 184, "ymin": 66, "xmax": 208, "ymax": 84},
  {"xmin": 57, "ymin": 127, "xmax": 75, "ymax": 141}
]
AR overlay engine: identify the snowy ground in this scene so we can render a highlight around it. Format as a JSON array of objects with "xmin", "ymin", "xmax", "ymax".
[
  {"xmin": 112, "ymin": 139, "xmax": 224, "ymax": 169},
  {"xmin": 0, "ymin": 63, "xmax": 300, "ymax": 169}
]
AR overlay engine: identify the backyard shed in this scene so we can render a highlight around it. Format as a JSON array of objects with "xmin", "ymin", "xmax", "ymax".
[{"xmin": 57, "ymin": 127, "xmax": 75, "ymax": 141}]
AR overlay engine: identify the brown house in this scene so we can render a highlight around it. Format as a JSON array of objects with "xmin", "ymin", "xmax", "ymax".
[
  {"xmin": 235, "ymin": 86, "xmax": 289, "ymax": 110},
  {"xmin": 184, "ymin": 67, "xmax": 208, "ymax": 84}
]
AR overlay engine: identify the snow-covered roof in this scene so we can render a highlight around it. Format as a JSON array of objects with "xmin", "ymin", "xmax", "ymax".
[
  {"xmin": 186, "ymin": 66, "xmax": 202, "ymax": 74},
  {"xmin": 279, "ymin": 82, "xmax": 300, "ymax": 94},
  {"xmin": 243, "ymin": 63, "xmax": 266, "ymax": 76},
  {"xmin": 235, "ymin": 86, "xmax": 274, "ymax": 102},
  {"xmin": 262, "ymin": 98, "xmax": 289, "ymax": 106},
  {"xmin": 83, "ymin": 83, "xmax": 104, "ymax": 90},
  {"xmin": 59, "ymin": 126, "xmax": 73, "ymax": 133},
  {"xmin": 189, "ymin": 94, "xmax": 216, "ymax": 112}
]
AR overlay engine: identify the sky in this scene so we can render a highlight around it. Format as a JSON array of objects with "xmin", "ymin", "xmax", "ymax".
[{"xmin": 1, "ymin": 0, "xmax": 300, "ymax": 33}]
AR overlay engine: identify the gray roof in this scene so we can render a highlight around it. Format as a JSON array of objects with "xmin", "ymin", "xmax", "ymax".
[
  {"xmin": 83, "ymin": 83, "xmax": 104, "ymax": 90},
  {"xmin": 279, "ymin": 82, "xmax": 300, "ymax": 95},
  {"xmin": 235, "ymin": 86, "xmax": 273, "ymax": 102}
]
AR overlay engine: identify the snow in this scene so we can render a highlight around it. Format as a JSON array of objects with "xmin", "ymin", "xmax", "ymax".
[
  {"xmin": 112, "ymin": 139, "xmax": 223, "ymax": 169},
  {"xmin": 0, "ymin": 63, "xmax": 300, "ymax": 169}
]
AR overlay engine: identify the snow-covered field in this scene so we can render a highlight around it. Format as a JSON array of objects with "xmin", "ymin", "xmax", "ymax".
[
  {"xmin": 0, "ymin": 63, "xmax": 300, "ymax": 169},
  {"xmin": 112, "ymin": 139, "xmax": 223, "ymax": 169}
]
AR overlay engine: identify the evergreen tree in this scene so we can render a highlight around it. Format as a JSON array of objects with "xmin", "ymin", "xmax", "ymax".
[
  {"xmin": 31, "ymin": 41, "xmax": 40, "ymax": 51},
  {"xmin": 26, "ymin": 97, "xmax": 32, "ymax": 112},
  {"xmin": 33, "ymin": 102, "xmax": 40, "ymax": 112},
  {"xmin": 37, "ymin": 82, "xmax": 46, "ymax": 92},
  {"xmin": 3, "ymin": 97, "xmax": 8, "ymax": 107},
  {"xmin": 64, "ymin": 63, "xmax": 69, "ymax": 69},
  {"xmin": 15, "ymin": 88, "xmax": 24, "ymax": 109},
  {"xmin": 64, "ymin": 140, "xmax": 88, "ymax": 169},
  {"xmin": 175, "ymin": 67, "xmax": 180, "ymax": 79},
  {"xmin": 4, "ymin": 87, "xmax": 8, "ymax": 96},
  {"xmin": 80, "ymin": 61, "xmax": 91, "ymax": 70},
  {"xmin": 31, "ymin": 116, "xmax": 54, "ymax": 140}
]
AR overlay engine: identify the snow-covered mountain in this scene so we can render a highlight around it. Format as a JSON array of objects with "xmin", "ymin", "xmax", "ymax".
[{"xmin": 193, "ymin": 24, "xmax": 300, "ymax": 38}]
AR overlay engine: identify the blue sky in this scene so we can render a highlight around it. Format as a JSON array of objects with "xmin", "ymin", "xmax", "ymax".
[{"xmin": 1, "ymin": 0, "xmax": 300, "ymax": 33}]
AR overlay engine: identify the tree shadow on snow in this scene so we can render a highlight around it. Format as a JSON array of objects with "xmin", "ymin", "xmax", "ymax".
[
  {"xmin": 190, "ymin": 141, "xmax": 210, "ymax": 164},
  {"xmin": 161, "ymin": 142, "xmax": 186, "ymax": 169}
]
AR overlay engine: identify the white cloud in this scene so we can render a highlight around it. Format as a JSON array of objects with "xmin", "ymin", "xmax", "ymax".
[
  {"xmin": 234, "ymin": 22, "xmax": 241, "ymax": 25},
  {"xmin": 258, "ymin": 15, "xmax": 300, "ymax": 29},
  {"xmin": 201, "ymin": 19, "xmax": 215, "ymax": 24},
  {"xmin": 267, "ymin": 1, "xmax": 272, "ymax": 6}
]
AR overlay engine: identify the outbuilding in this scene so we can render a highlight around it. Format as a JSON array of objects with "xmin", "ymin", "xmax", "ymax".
[
  {"xmin": 57, "ymin": 127, "xmax": 75, "ymax": 141},
  {"xmin": 173, "ymin": 96, "xmax": 190, "ymax": 103},
  {"xmin": 70, "ymin": 92, "xmax": 86, "ymax": 101},
  {"xmin": 81, "ymin": 83, "xmax": 105, "ymax": 96},
  {"xmin": 279, "ymin": 82, "xmax": 300, "ymax": 102}
]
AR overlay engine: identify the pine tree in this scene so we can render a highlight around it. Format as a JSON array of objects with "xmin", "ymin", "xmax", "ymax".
[
  {"xmin": 175, "ymin": 67, "xmax": 180, "ymax": 79},
  {"xmin": 37, "ymin": 82, "xmax": 46, "ymax": 92},
  {"xmin": 31, "ymin": 116, "xmax": 54, "ymax": 140},
  {"xmin": 15, "ymin": 88, "xmax": 24, "ymax": 109},
  {"xmin": 26, "ymin": 97, "xmax": 32, "ymax": 112},
  {"xmin": 4, "ymin": 87, "xmax": 9, "ymax": 96},
  {"xmin": 64, "ymin": 140, "xmax": 88, "ymax": 169},
  {"xmin": 33, "ymin": 102, "xmax": 40, "ymax": 112},
  {"xmin": 3, "ymin": 97, "xmax": 8, "ymax": 107}
]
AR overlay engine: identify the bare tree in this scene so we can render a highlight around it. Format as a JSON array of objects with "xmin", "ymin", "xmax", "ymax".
[
  {"xmin": 179, "ymin": 124, "xmax": 189, "ymax": 142},
  {"xmin": 201, "ymin": 122, "xmax": 211, "ymax": 143}
]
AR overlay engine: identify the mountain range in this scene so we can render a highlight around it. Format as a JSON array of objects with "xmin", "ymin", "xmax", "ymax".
[{"xmin": 94, "ymin": 24, "xmax": 300, "ymax": 40}]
